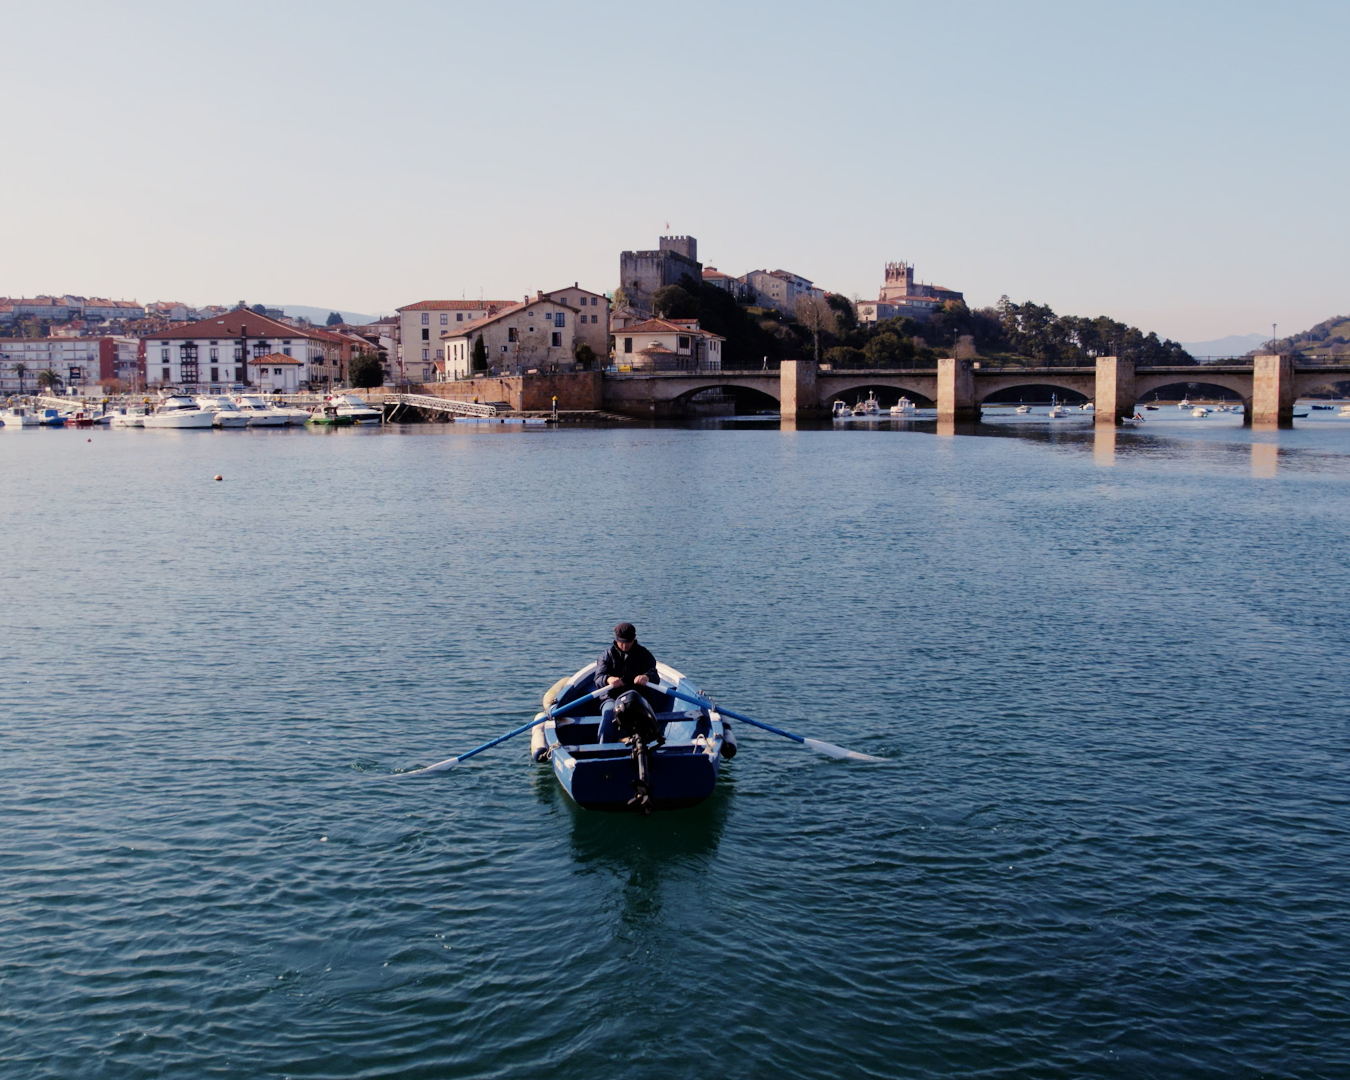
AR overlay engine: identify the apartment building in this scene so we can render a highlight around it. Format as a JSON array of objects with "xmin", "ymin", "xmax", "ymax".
[
  {"xmin": 140, "ymin": 310, "xmax": 340, "ymax": 390},
  {"xmin": 396, "ymin": 300, "xmax": 514, "ymax": 382},
  {"xmin": 441, "ymin": 297, "xmax": 576, "ymax": 380},
  {"xmin": 542, "ymin": 283, "xmax": 610, "ymax": 359}
]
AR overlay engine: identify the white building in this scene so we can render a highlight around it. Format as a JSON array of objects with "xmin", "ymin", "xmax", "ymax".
[
  {"xmin": 247, "ymin": 353, "xmax": 303, "ymax": 392},
  {"xmin": 857, "ymin": 261, "xmax": 964, "ymax": 324},
  {"xmin": 0, "ymin": 337, "xmax": 105, "ymax": 393},
  {"xmin": 396, "ymin": 299, "xmax": 515, "ymax": 382},
  {"xmin": 140, "ymin": 309, "xmax": 339, "ymax": 391},
  {"xmin": 614, "ymin": 318, "xmax": 724, "ymax": 372},
  {"xmin": 442, "ymin": 297, "xmax": 577, "ymax": 380}
]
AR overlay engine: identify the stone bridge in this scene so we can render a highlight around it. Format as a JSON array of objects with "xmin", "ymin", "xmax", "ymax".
[{"xmin": 602, "ymin": 358, "xmax": 1350, "ymax": 427}]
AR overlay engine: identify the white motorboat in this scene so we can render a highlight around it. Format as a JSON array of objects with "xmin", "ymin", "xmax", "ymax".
[
  {"xmin": 889, "ymin": 396, "xmax": 916, "ymax": 417},
  {"xmin": 329, "ymin": 393, "xmax": 382, "ymax": 424},
  {"xmin": 1178, "ymin": 397, "xmax": 1192, "ymax": 409},
  {"xmin": 1191, "ymin": 406, "xmax": 1211, "ymax": 417},
  {"xmin": 1014, "ymin": 404, "xmax": 1033, "ymax": 414},
  {"xmin": 1, "ymin": 406, "xmax": 40, "ymax": 427},
  {"xmin": 143, "ymin": 396, "xmax": 215, "ymax": 429},
  {"xmin": 1080, "ymin": 402, "xmax": 1095, "ymax": 412},
  {"xmin": 268, "ymin": 399, "xmax": 312, "ymax": 425},
  {"xmin": 1339, "ymin": 405, "xmax": 1350, "ymax": 417},
  {"xmin": 1047, "ymin": 404, "xmax": 1068, "ymax": 418},
  {"xmin": 110, "ymin": 408, "xmax": 145, "ymax": 428},
  {"xmin": 196, "ymin": 396, "xmax": 250, "ymax": 428},
  {"xmin": 853, "ymin": 394, "xmax": 881, "ymax": 416},
  {"xmin": 832, "ymin": 399, "xmax": 853, "ymax": 419},
  {"xmin": 232, "ymin": 394, "xmax": 290, "ymax": 426}
]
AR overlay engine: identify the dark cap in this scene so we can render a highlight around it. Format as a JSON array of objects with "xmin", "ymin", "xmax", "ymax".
[{"xmin": 614, "ymin": 622, "xmax": 637, "ymax": 642}]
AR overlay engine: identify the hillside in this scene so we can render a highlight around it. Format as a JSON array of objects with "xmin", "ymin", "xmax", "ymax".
[{"xmin": 1254, "ymin": 315, "xmax": 1350, "ymax": 359}]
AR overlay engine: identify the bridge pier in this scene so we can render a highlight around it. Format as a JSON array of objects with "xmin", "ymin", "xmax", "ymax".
[
  {"xmin": 937, "ymin": 358, "xmax": 978, "ymax": 422},
  {"xmin": 1250, "ymin": 354, "xmax": 1294, "ymax": 427},
  {"xmin": 1095, "ymin": 356, "xmax": 1136, "ymax": 425},
  {"xmin": 780, "ymin": 360, "xmax": 824, "ymax": 419}
]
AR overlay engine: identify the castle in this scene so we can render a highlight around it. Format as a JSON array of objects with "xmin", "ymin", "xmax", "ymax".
[
  {"xmin": 856, "ymin": 261, "xmax": 964, "ymax": 324},
  {"xmin": 617, "ymin": 236, "xmax": 702, "ymax": 310}
]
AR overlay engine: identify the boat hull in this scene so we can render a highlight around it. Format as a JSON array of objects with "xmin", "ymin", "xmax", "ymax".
[{"xmin": 542, "ymin": 663, "xmax": 725, "ymax": 812}]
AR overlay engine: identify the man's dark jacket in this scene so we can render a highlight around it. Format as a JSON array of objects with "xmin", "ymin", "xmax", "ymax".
[{"xmin": 594, "ymin": 642, "xmax": 660, "ymax": 691}]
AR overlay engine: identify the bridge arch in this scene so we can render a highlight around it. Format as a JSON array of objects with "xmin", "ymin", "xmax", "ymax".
[
  {"xmin": 974, "ymin": 374, "xmax": 1096, "ymax": 407},
  {"xmin": 669, "ymin": 382, "xmax": 779, "ymax": 410},
  {"xmin": 824, "ymin": 380, "xmax": 936, "ymax": 408}
]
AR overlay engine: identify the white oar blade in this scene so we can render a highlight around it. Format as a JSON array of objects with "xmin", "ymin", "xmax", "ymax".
[
  {"xmin": 400, "ymin": 756, "xmax": 463, "ymax": 777},
  {"xmin": 802, "ymin": 738, "xmax": 884, "ymax": 762}
]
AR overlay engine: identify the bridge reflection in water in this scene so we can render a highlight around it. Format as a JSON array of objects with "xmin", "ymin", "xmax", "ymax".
[{"xmin": 604, "ymin": 356, "xmax": 1350, "ymax": 429}]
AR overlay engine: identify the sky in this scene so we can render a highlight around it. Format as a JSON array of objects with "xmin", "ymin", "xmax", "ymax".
[{"xmin": 2, "ymin": 0, "xmax": 1346, "ymax": 341}]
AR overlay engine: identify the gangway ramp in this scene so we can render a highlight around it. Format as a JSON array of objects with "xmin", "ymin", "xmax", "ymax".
[{"xmin": 384, "ymin": 393, "xmax": 500, "ymax": 421}]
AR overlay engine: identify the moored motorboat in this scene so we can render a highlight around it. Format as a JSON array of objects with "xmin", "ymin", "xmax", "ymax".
[
  {"xmin": 196, "ymin": 396, "xmax": 250, "ymax": 428},
  {"xmin": 832, "ymin": 399, "xmax": 852, "ymax": 419},
  {"xmin": 143, "ymin": 395, "xmax": 215, "ymax": 429},
  {"xmin": 307, "ymin": 403, "xmax": 355, "ymax": 426},
  {"xmin": 329, "ymin": 393, "xmax": 383, "ymax": 424},
  {"xmin": 889, "ymin": 396, "xmax": 916, "ymax": 416},
  {"xmin": 533, "ymin": 661, "xmax": 729, "ymax": 812},
  {"xmin": 233, "ymin": 394, "xmax": 290, "ymax": 426},
  {"xmin": 1191, "ymin": 406, "xmax": 1211, "ymax": 417},
  {"xmin": 1047, "ymin": 404, "xmax": 1068, "ymax": 418},
  {"xmin": 853, "ymin": 393, "xmax": 881, "ymax": 416},
  {"xmin": 1014, "ymin": 404, "xmax": 1033, "ymax": 414},
  {"xmin": 110, "ymin": 407, "xmax": 146, "ymax": 428}
]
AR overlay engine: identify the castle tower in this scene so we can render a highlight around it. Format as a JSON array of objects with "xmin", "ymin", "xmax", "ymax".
[{"xmin": 880, "ymin": 261, "xmax": 914, "ymax": 301}]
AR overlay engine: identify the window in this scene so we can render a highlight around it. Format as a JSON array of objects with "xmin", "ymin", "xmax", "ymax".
[
  {"xmin": 274, "ymin": 368, "xmax": 282, "ymax": 375},
  {"xmin": 421, "ymin": 328, "xmax": 429, "ymax": 341},
  {"xmin": 556, "ymin": 312, "xmax": 565, "ymax": 326},
  {"xmin": 440, "ymin": 313, "xmax": 448, "ymax": 325},
  {"xmin": 421, "ymin": 348, "xmax": 430, "ymax": 361},
  {"xmin": 235, "ymin": 367, "xmax": 243, "ymax": 381},
  {"xmin": 161, "ymin": 348, "xmax": 169, "ymax": 361},
  {"xmin": 551, "ymin": 332, "xmax": 562, "ymax": 347},
  {"xmin": 421, "ymin": 313, "xmax": 429, "ymax": 325},
  {"xmin": 209, "ymin": 347, "xmax": 218, "ymax": 360},
  {"xmin": 623, "ymin": 337, "xmax": 633, "ymax": 354},
  {"xmin": 211, "ymin": 367, "xmax": 219, "ymax": 382},
  {"xmin": 508, "ymin": 327, "xmax": 518, "ymax": 343},
  {"xmin": 282, "ymin": 347, "xmax": 291, "ymax": 356},
  {"xmin": 162, "ymin": 367, "xmax": 170, "ymax": 381},
  {"xmin": 545, "ymin": 312, "xmax": 554, "ymax": 323},
  {"xmin": 501, "ymin": 345, "xmax": 508, "ymax": 353},
  {"xmin": 591, "ymin": 314, "xmax": 598, "ymax": 324},
  {"xmin": 456, "ymin": 313, "xmax": 463, "ymax": 322},
  {"xmin": 679, "ymin": 336, "xmax": 690, "ymax": 349},
  {"xmin": 282, "ymin": 339, "xmax": 291, "ymax": 345},
  {"xmin": 234, "ymin": 347, "xmax": 243, "ymax": 360}
]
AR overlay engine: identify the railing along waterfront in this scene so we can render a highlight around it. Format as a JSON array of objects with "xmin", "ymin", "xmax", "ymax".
[{"xmin": 386, "ymin": 393, "xmax": 498, "ymax": 418}]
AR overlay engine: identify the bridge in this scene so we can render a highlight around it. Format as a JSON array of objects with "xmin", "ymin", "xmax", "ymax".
[{"xmin": 602, "ymin": 357, "xmax": 1350, "ymax": 426}]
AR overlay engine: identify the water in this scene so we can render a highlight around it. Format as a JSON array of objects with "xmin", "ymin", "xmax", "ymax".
[{"xmin": 2, "ymin": 418, "xmax": 1349, "ymax": 1079}]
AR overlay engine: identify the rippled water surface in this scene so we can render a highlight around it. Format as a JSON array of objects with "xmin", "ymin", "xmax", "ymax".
[{"xmin": 3, "ymin": 419, "xmax": 1349, "ymax": 1079}]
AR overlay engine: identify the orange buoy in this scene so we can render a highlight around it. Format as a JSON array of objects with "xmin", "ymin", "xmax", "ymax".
[{"xmin": 214, "ymin": 475, "xmax": 223, "ymax": 481}]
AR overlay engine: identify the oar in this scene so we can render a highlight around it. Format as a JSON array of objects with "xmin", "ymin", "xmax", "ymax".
[
  {"xmin": 666, "ymin": 686, "xmax": 884, "ymax": 762},
  {"xmin": 401, "ymin": 685, "xmax": 611, "ymax": 776}
]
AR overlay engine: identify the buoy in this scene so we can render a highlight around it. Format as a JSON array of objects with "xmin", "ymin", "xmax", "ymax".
[
  {"xmin": 87, "ymin": 438, "xmax": 92, "ymax": 442},
  {"xmin": 214, "ymin": 474, "xmax": 223, "ymax": 481}
]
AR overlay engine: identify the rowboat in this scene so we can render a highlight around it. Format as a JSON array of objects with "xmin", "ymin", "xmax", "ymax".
[{"xmin": 530, "ymin": 661, "xmax": 732, "ymax": 813}]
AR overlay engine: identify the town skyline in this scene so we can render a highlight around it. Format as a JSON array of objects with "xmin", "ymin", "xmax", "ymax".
[{"xmin": 3, "ymin": 1, "xmax": 1346, "ymax": 343}]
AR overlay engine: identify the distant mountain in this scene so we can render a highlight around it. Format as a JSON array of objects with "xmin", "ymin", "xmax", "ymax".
[
  {"xmin": 1178, "ymin": 333, "xmax": 1269, "ymax": 358},
  {"xmin": 274, "ymin": 305, "xmax": 383, "ymax": 326},
  {"xmin": 1260, "ymin": 315, "xmax": 1350, "ymax": 359}
]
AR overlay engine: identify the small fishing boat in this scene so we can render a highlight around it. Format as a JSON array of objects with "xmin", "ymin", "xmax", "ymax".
[
  {"xmin": 853, "ymin": 394, "xmax": 880, "ymax": 416},
  {"xmin": 110, "ymin": 408, "xmax": 146, "ymax": 428},
  {"xmin": 1014, "ymin": 404, "xmax": 1033, "ymax": 414},
  {"xmin": 1144, "ymin": 403, "xmax": 1160, "ymax": 411},
  {"xmin": 1, "ymin": 407, "xmax": 40, "ymax": 428},
  {"xmin": 1340, "ymin": 405, "xmax": 1350, "ymax": 417},
  {"xmin": 1311, "ymin": 403, "xmax": 1334, "ymax": 411},
  {"xmin": 889, "ymin": 397, "xmax": 916, "ymax": 417},
  {"xmin": 1047, "ymin": 404, "xmax": 1068, "ymax": 418},
  {"xmin": 38, "ymin": 409, "xmax": 66, "ymax": 427},
  {"xmin": 832, "ymin": 399, "xmax": 853, "ymax": 419},
  {"xmin": 531, "ymin": 662, "xmax": 730, "ymax": 812},
  {"xmin": 1191, "ymin": 406, "xmax": 1211, "ymax": 418},
  {"xmin": 1178, "ymin": 397, "xmax": 1192, "ymax": 409},
  {"xmin": 307, "ymin": 404, "xmax": 355, "ymax": 426}
]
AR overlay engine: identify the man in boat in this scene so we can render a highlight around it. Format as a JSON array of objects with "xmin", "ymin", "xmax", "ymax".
[{"xmin": 594, "ymin": 622, "xmax": 660, "ymax": 744}]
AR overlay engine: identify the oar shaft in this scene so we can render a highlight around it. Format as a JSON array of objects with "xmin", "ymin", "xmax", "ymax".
[{"xmin": 666, "ymin": 687, "xmax": 806, "ymax": 744}]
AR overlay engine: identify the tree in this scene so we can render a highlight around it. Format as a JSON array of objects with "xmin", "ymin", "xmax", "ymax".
[
  {"xmin": 12, "ymin": 362, "xmax": 27, "ymax": 395},
  {"xmin": 250, "ymin": 303, "xmax": 267, "ymax": 315},
  {"xmin": 794, "ymin": 295, "xmax": 838, "ymax": 364},
  {"xmin": 612, "ymin": 286, "xmax": 631, "ymax": 309},
  {"xmin": 471, "ymin": 335, "xmax": 488, "ymax": 373},
  {"xmin": 326, "ymin": 311, "xmax": 343, "ymax": 326},
  {"xmin": 862, "ymin": 332, "xmax": 915, "ymax": 367},
  {"xmin": 574, "ymin": 342, "xmax": 597, "ymax": 369},
  {"xmin": 36, "ymin": 369, "xmax": 63, "ymax": 393},
  {"xmin": 825, "ymin": 293, "xmax": 858, "ymax": 335},
  {"xmin": 348, "ymin": 352, "xmax": 384, "ymax": 389},
  {"xmin": 652, "ymin": 285, "xmax": 698, "ymax": 320},
  {"xmin": 823, "ymin": 346, "xmax": 865, "ymax": 368}
]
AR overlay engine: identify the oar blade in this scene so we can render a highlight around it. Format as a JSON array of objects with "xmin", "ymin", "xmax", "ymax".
[
  {"xmin": 400, "ymin": 755, "xmax": 462, "ymax": 777},
  {"xmin": 802, "ymin": 737, "xmax": 884, "ymax": 762}
]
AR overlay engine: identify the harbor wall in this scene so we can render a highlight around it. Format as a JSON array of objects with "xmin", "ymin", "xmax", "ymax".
[{"xmin": 403, "ymin": 371, "xmax": 603, "ymax": 412}]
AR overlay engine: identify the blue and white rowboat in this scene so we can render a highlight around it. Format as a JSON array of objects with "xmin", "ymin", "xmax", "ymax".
[{"xmin": 531, "ymin": 661, "xmax": 733, "ymax": 812}]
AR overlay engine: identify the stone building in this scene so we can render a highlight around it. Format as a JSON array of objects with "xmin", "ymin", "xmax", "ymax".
[
  {"xmin": 740, "ymin": 269, "xmax": 823, "ymax": 314},
  {"xmin": 542, "ymin": 283, "xmax": 610, "ymax": 360},
  {"xmin": 441, "ymin": 296, "xmax": 577, "ymax": 379},
  {"xmin": 618, "ymin": 235, "xmax": 702, "ymax": 310},
  {"xmin": 856, "ymin": 261, "xmax": 964, "ymax": 324}
]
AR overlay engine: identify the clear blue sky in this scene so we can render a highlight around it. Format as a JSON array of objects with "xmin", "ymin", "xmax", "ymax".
[{"xmin": 2, "ymin": 0, "xmax": 1346, "ymax": 341}]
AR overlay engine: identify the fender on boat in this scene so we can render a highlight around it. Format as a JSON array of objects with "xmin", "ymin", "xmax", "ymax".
[
  {"xmin": 718, "ymin": 713, "xmax": 737, "ymax": 759},
  {"xmin": 530, "ymin": 712, "xmax": 549, "ymax": 762}
]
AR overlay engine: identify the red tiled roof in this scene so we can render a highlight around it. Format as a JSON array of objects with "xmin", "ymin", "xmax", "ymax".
[
  {"xmin": 397, "ymin": 300, "xmax": 516, "ymax": 312},
  {"xmin": 141, "ymin": 310, "xmax": 328, "ymax": 341},
  {"xmin": 440, "ymin": 298, "xmax": 575, "ymax": 338},
  {"xmin": 247, "ymin": 352, "xmax": 303, "ymax": 365},
  {"xmin": 616, "ymin": 318, "xmax": 725, "ymax": 341}
]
